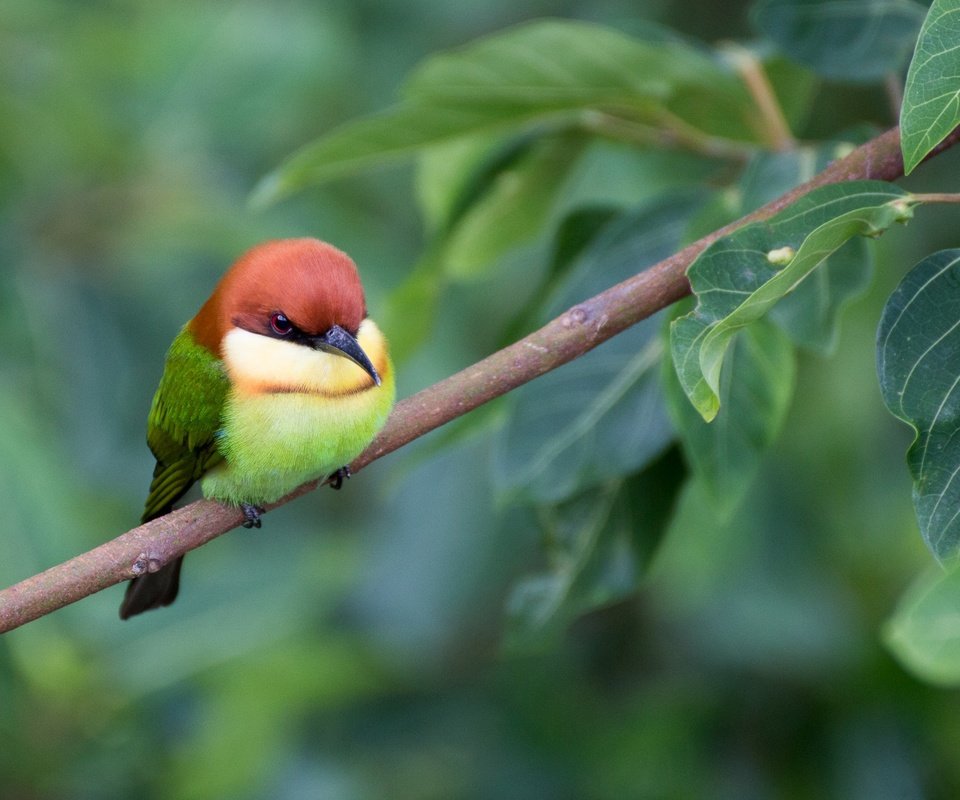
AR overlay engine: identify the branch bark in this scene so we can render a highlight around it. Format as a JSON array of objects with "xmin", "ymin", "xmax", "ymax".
[{"xmin": 0, "ymin": 125, "xmax": 951, "ymax": 633}]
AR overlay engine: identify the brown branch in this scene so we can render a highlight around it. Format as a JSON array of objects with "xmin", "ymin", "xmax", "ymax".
[{"xmin": 0, "ymin": 125, "xmax": 952, "ymax": 634}]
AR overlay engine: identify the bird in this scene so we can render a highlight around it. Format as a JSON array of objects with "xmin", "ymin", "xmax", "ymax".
[{"xmin": 120, "ymin": 238, "xmax": 395, "ymax": 619}]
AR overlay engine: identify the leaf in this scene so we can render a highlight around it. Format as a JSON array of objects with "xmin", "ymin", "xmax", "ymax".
[
  {"xmin": 884, "ymin": 566, "xmax": 960, "ymax": 686},
  {"xmin": 504, "ymin": 447, "xmax": 686, "ymax": 652},
  {"xmin": 494, "ymin": 320, "xmax": 671, "ymax": 504},
  {"xmin": 250, "ymin": 104, "xmax": 504, "ymax": 206},
  {"xmin": 877, "ymin": 249, "xmax": 960, "ymax": 561},
  {"xmin": 415, "ymin": 131, "xmax": 520, "ymax": 235},
  {"xmin": 505, "ymin": 484, "xmax": 621, "ymax": 650},
  {"xmin": 752, "ymin": 0, "xmax": 926, "ymax": 83},
  {"xmin": 380, "ymin": 253, "xmax": 444, "ymax": 363},
  {"xmin": 769, "ymin": 238, "xmax": 872, "ymax": 352},
  {"xmin": 402, "ymin": 19, "xmax": 745, "ymax": 112},
  {"xmin": 663, "ymin": 319, "xmax": 795, "ymax": 517},
  {"xmin": 555, "ymin": 143, "xmax": 724, "ymax": 218},
  {"xmin": 546, "ymin": 207, "xmax": 623, "ymax": 282},
  {"xmin": 442, "ymin": 139, "xmax": 720, "ymax": 272},
  {"xmin": 441, "ymin": 134, "xmax": 588, "ymax": 280},
  {"xmin": 252, "ymin": 19, "xmax": 756, "ymax": 205},
  {"xmin": 671, "ymin": 180, "xmax": 913, "ymax": 421},
  {"xmin": 493, "ymin": 193, "xmax": 708, "ymax": 503},
  {"xmin": 901, "ymin": 0, "xmax": 960, "ymax": 174},
  {"xmin": 738, "ymin": 148, "xmax": 876, "ymax": 353}
]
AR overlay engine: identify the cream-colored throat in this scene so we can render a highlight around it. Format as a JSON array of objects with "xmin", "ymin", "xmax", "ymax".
[{"xmin": 222, "ymin": 319, "xmax": 387, "ymax": 396}]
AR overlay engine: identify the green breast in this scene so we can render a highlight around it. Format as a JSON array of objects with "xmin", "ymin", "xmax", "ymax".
[{"xmin": 200, "ymin": 365, "xmax": 395, "ymax": 506}]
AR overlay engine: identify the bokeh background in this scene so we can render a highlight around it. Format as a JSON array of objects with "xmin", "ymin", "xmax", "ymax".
[{"xmin": 4, "ymin": 1, "xmax": 960, "ymax": 798}]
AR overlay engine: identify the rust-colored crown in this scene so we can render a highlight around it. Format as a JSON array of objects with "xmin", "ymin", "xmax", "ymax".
[{"xmin": 189, "ymin": 238, "xmax": 367, "ymax": 354}]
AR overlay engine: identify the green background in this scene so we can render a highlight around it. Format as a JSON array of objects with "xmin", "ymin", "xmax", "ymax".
[{"xmin": 3, "ymin": 0, "xmax": 960, "ymax": 797}]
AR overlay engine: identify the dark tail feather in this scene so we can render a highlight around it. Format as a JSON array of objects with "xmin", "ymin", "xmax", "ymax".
[{"xmin": 119, "ymin": 557, "xmax": 184, "ymax": 619}]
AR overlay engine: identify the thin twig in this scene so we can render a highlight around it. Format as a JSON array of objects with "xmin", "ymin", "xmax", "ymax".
[
  {"xmin": 0, "ymin": 124, "xmax": 956, "ymax": 634},
  {"xmin": 909, "ymin": 193, "xmax": 960, "ymax": 204},
  {"xmin": 581, "ymin": 110, "xmax": 755, "ymax": 161},
  {"xmin": 724, "ymin": 43, "xmax": 796, "ymax": 151}
]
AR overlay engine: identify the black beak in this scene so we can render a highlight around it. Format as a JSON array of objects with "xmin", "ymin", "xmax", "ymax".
[{"xmin": 310, "ymin": 324, "xmax": 381, "ymax": 386}]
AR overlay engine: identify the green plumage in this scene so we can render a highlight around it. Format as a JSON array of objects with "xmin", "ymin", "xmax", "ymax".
[
  {"xmin": 141, "ymin": 326, "xmax": 228, "ymax": 523},
  {"xmin": 120, "ymin": 327, "xmax": 229, "ymax": 619},
  {"xmin": 121, "ymin": 323, "xmax": 395, "ymax": 619}
]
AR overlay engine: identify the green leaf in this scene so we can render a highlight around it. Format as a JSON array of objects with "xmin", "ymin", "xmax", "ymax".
[
  {"xmin": 752, "ymin": 0, "xmax": 926, "ymax": 83},
  {"xmin": 901, "ymin": 0, "xmax": 960, "ymax": 174},
  {"xmin": 738, "ymin": 148, "xmax": 876, "ymax": 353},
  {"xmin": 555, "ymin": 143, "xmax": 724, "ymax": 216},
  {"xmin": 493, "ymin": 320, "xmax": 671, "ymax": 504},
  {"xmin": 504, "ymin": 447, "xmax": 685, "ymax": 652},
  {"xmin": 415, "ymin": 131, "xmax": 518, "ymax": 235},
  {"xmin": 493, "ymin": 193, "xmax": 708, "ymax": 503},
  {"xmin": 380, "ymin": 253, "xmax": 444, "ymax": 363},
  {"xmin": 769, "ymin": 238, "xmax": 872, "ymax": 352},
  {"xmin": 250, "ymin": 103, "xmax": 506, "ymax": 206},
  {"xmin": 877, "ymin": 249, "xmax": 960, "ymax": 561},
  {"xmin": 885, "ymin": 566, "xmax": 960, "ymax": 686},
  {"xmin": 546, "ymin": 207, "xmax": 623, "ymax": 283},
  {"xmin": 663, "ymin": 319, "xmax": 795, "ymax": 517},
  {"xmin": 671, "ymin": 180, "xmax": 913, "ymax": 421},
  {"xmin": 252, "ymin": 19, "xmax": 756, "ymax": 205},
  {"xmin": 441, "ymin": 134, "xmax": 588, "ymax": 280},
  {"xmin": 443, "ymin": 140, "xmax": 720, "ymax": 276},
  {"xmin": 504, "ymin": 484, "xmax": 621, "ymax": 650},
  {"xmin": 402, "ymin": 19, "xmax": 744, "ymax": 112}
]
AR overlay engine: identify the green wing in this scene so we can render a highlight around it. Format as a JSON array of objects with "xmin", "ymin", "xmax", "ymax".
[{"xmin": 141, "ymin": 326, "xmax": 229, "ymax": 523}]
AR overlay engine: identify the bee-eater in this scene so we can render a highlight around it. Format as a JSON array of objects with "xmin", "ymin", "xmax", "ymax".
[{"xmin": 120, "ymin": 238, "xmax": 394, "ymax": 619}]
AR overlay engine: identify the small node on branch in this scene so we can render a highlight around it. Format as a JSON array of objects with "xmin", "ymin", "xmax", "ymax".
[
  {"xmin": 132, "ymin": 554, "xmax": 166, "ymax": 575},
  {"xmin": 563, "ymin": 306, "xmax": 589, "ymax": 328}
]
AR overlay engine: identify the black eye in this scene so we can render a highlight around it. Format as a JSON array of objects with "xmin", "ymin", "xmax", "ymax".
[{"xmin": 269, "ymin": 312, "xmax": 293, "ymax": 336}]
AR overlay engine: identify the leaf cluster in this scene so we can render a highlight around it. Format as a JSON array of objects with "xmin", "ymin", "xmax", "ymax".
[{"xmin": 251, "ymin": 0, "xmax": 960, "ymax": 677}]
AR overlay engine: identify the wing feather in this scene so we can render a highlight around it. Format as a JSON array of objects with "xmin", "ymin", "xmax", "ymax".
[{"xmin": 140, "ymin": 326, "xmax": 229, "ymax": 523}]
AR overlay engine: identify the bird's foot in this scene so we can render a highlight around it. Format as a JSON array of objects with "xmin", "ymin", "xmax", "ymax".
[
  {"xmin": 328, "ymin": 465, "xmax": 351, "ymax": 491},
  {"xmin": 241, "ymin": 503, "xmax": 264, "ymax": 528}
]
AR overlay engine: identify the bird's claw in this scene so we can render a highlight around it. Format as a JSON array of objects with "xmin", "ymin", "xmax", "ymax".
[
  {"xmin": 328, "ymin": 465, "xmax": 351, "ymax": 491},
  {"xmin": 241, "ymin": 503, "xmax": 264, "ymax": 528}
]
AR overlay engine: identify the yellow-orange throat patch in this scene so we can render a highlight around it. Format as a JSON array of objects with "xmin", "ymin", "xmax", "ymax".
[{"xmin": 221, "ymin": 318, "xmax": 390, "ymax": 397}]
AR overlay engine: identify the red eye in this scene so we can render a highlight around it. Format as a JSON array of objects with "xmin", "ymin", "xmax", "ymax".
[{"xmin": 270, "ymin": 312, "xmax": 293, "ymax": 335}]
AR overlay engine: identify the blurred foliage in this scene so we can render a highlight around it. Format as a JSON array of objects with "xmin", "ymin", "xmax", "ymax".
[
  {"xmin": 5, "ymin": 1, "xmax": 960, "ymax": 799},
  {"xmin": 751, "ymin": 0, "xmax": 926, "ymax": 82}
]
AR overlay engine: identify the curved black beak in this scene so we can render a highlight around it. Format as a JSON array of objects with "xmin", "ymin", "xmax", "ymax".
[{"xmin": 310, "ymin": 324, "xmax": 381, "ymax": 386}]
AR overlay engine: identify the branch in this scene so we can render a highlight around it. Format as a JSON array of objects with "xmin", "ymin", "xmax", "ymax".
[{"xmin": 0, "ymin": 125, "xmax": 950, "ymax": 633}]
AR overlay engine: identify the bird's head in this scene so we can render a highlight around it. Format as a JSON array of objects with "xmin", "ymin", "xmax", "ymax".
[{"xmin": 190, "ymin": 238, "xmax": 389, "ymax": 396}]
